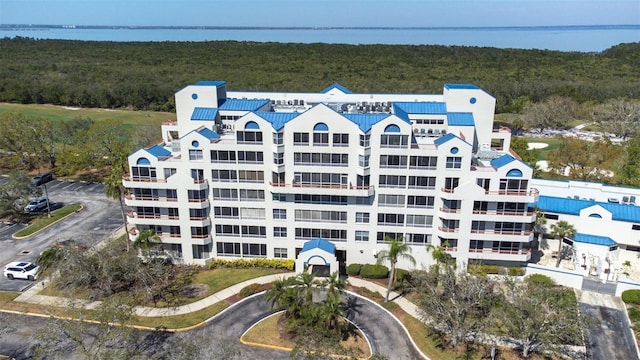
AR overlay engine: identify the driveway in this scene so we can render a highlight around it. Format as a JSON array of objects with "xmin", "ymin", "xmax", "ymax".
[{"xmin": 0, "ymin": 291, "xmax": 422, "ymax": 359}]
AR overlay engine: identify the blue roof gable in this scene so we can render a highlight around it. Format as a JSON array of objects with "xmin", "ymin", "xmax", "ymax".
[
  {"xmin": 219, "ymin": 98, "xmax": 270, "ymax": 111},
  {"xmin": 491, "ymin": 154, "xmax": 517, "ymax": 168},
  {"xmin": 574, "ymin": 233, "xmax": 616, "ymax": 246},
  {"xmin": 536, "ymin": 195, "xmax": 640, "ymax": 223},
  {"xmin": 434, "ymin": 132, "xmax": 457, "ymax": 146},
  {"xmin": 321, "ymin": 83, "xmax": 352, "ymax": 94},
  {"xmin": 342, "ymin": 114, "xmax": 391, "ymax": 132},
  {"xmin": 145, "ymin": 144, "xmax": 171, "ymax": 158},
  {"xmin": 196, "ymin": 127, "xmax": 220, "ymax": 139},
  {"xmin": 301, "ymin": 238, "xmax": 336, "ymax": 254},
  {"xmin": 191, "ymin": 107, "xmax": 218, "ymax": 121},
  {"xmin": 194, "ymin": 80, "xmax": 226, "ymax": 86},
  {"xmin": 255, "ymin": 112, "xmax": 300, "ymax": 131},
  {"xmin": 394, "ymin": 102, "xmax": 447, "ymax": 115},
  {"xmin": 444, "ymin": 84, "xmax": 480, "ymax": 90},
  {"xmin": 447, "ymin": 112, "xmax": 475, "ymax": 126}
]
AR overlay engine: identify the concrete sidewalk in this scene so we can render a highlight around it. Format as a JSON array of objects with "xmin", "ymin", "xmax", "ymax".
[{"xmin": 14, "ymin": 273, "xmax": 422, "ymax": 319}]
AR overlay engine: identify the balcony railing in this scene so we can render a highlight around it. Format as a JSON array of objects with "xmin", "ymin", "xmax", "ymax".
[
  {"xmin": 470, "ymin": 229, "xmax": 533, "ymax": 236},
  {"xmin": 123, "ymin": 175, "xmax": 166, "ymax": 183},
  {"xmin": 438, "ymin": 226, "xmax": 459, "ymax": 233},
  {"xmin": 439, "ymin": 207, "xmax": 461, "ymax": 214},
  {"xmin": 472, "ymin": 209, "xmax": 534, "ymax": 216},
  {"xmin": 270, "ymin": 182, "xmax": 374, "ymax": 191},
  {"xmin": 124, "ymin": 193, "xmax": 178, "ymax": 202},
  {"xmin": 126, "ymin": 211, "xmax": 179, "ymax": 220},
  {"xmin": 469, "ymin": 248, "xmax": 531, "ymax": 255}
]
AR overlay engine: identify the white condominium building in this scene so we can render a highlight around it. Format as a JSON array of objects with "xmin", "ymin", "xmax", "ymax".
[{"xmin": 123, "ymin": 81, "xmax": 538, "ymax": 272}]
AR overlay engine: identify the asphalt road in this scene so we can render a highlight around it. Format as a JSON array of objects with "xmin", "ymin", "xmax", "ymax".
[
  {"xmin": 0, "ymin": 179, "xmax": 123, "ymax": 292},
  {"xmin": 0, "ymin": 292, "xmax": 422, "ymax": 359}
]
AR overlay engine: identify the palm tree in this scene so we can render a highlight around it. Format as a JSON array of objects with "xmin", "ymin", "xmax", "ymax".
[
  {"xmin": 104, "ymin": 166, "xmax": 130, "ymax": 251},
  {"xmin": 321, "ymin": 271, "xmax": 348, "ymax": 300},
  {"xmin": 549, "ymin": 220, "xmax": 576, "ymax": 267},
  {"xmin": 376, "ymin": 236, "xmax": 416, "ymax": 302},
  {"xmin": 534, "ymin": 207, "xmax": 547, "ymax": 248},
  {"xmin": 133, "ymin": 229, "xmax": 161, "ymax": 259}
]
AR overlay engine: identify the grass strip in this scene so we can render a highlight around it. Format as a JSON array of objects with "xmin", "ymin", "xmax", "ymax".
[{"xmin": 14, "ymin": 204, "xmax": 83, "ymax": 238}]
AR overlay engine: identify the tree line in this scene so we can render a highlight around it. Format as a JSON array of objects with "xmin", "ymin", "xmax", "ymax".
[{"xmin": 1, "ymin": 37, "xmax": 638, "ymax": 112}]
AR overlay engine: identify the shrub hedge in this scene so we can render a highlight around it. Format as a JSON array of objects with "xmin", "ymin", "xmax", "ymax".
[
  {"xmin": 525, "ymin": 274, "xmax": 556, "ymax": 288},
  {"xmin": 208, "ymin": 258, "xmax": 295, "ymax": 270},
  {"xmin": 347, "ymin": 263, "xmax": 362, "ymax": 276},
  {"xmin": 360, "ymin": 264, "xmax": 389, "ymax": 279},
  {"xmin": 239, "ymin": 283, "xmax": 270, "ymax": 298},
  {"xmin": 395, "ymin": 268, "xmax": 411, "ymax": 283},
  {"xmin": 622, "ymin": 289, "xmax": 640, "ymax": 305}
]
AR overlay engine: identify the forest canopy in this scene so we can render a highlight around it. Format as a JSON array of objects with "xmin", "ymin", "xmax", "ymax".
[{"xmin": 1, "ymin": 37, "xmax": 639, "ymax": 112}]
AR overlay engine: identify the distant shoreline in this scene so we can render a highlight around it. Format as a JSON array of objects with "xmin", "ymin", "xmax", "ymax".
[{"xmin": 2, "ymin": 24, "xmax": 639, "ymax": 31}]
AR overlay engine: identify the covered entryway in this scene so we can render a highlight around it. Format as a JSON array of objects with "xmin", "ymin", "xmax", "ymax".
[{"xmin": 295, "ymin": 238, "xmax": 338, "ymax": 276}]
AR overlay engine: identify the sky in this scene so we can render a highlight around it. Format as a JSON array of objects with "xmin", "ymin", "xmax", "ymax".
[{"xmin": 1, "ymin": 0, "xmax": 639, "ymax": 27}]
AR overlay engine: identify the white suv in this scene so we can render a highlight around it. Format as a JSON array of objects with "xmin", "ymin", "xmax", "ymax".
[{"xmin": 4, "ymin": 262, "xmax": 39, "ymax": 281}]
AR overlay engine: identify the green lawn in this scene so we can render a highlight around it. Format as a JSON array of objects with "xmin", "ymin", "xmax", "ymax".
[
  {"xmin": 0, "ymin": 103, "xmax": 173, "ymax": 127},
  {"xmin": 13, "ymin": 204, "xmax": 83, "ymax": 238}
]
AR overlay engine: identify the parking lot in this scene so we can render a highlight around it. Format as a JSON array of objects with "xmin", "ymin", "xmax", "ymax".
[{"xmin": 0, "ymin": 178, "xmax": 124, "ymax": 292}]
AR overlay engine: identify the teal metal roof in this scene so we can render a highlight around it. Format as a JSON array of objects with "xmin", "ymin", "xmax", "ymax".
[
  {"xmin": 342, "ymin": 114, "xmax": 391, "ymax": 132},
  {"xmin": 219, "ymin": 98, "xmax": 270, "ymax": 111},
  {"xmin": 145, "ymin": 144, "xmax": 171, "ymax": 158},
  {"xmin": 444, "ymin": 84, "xmax": 480, "ymax": 90},
  {"xmin": 194, "ymin": 80, "xmax": 226, "ymax": 86},
  {"xmin": 491, "ymin": 154, "xmax": 517, "ymax": 168},
  {"xmin": 434, "ymin": 132, "xmax": 457, "ymax": 146},
  {"xmin": 394, "ymin": 102, "xmax": 447, "ymax": 115},
  {"xmin": 447, "ymin": 112, "xmax": 475, "ymax": 126},
  {"xmin": 321, "ymin": 83, "xmax": 352, "ymax": 94},
  {"xmin": 301, "ymin": 238, "xmax": 336, "ymax": 254},
  {"xmin": 537, "ymin": 195, "xmax": 640, "ymax": 223},
  {"xmin": 196, "ymin": 127, "xmax": 220, "ymax": 139},
  {"xmin": 254, "ymin": 112, "xmax": 300, "ymax": 131},
  {"xmin": 574, "ymin": 233, "xmax": 616, "ymax": 246},
  {"xmin": 191, "ymin": 107, "xmax": 218, "ymax": 121}
]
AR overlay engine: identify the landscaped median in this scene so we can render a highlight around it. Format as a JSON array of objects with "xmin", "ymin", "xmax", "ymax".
[{"xmin": 12, "ymin": 203, "xmax": 83, "ymax": 239}]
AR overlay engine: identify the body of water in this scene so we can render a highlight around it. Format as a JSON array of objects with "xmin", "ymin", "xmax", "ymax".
[{"xmin": 2, "ymin": 25, "xmax": 639, "ymax": 52}]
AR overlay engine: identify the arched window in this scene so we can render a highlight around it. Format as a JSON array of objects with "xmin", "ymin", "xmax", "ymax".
[
  {"xmin": 384, "ymin": 124, "xmax": 401, "ymax": 133},
  {"xmin": 506, "ymin": 169, "xmax": 523, "ymax": 177},
  {"xmin": 313, "ymin": 122, "xmax": 329, "ymax": 146},
  {"xmin": 136, "ymin": 157, "xmax": 150, "ymax": 166},
  {"xmin": 588, "ymin": 213, "xmax": 602, "ymax": 218},
  {"xmin": 313, "ymin": 122, "xmax": 329, "ymax": 131},
  {"xmin": 244, "ymin": 121, "xmax": 259, "ymax": 130},
  {"xmin": 237, "ymin": 121, "xmax": 263, "ymax": 144}
]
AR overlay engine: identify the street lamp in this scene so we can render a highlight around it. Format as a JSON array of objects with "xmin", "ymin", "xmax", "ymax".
[{"xmin": 32, "ymin": 127, "xmax": 51, "ymax": 217}]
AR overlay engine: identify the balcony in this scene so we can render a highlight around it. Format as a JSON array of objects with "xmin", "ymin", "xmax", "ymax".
[
  {"xmin": 437, "ymin": 226, "xmax": 459, "ymax": 233},
  {"xmin": 469, "ymin": 229, "xmax": 534, "ymax": 242},
  {"xmin": 269, "ymin": 182, "xmax": 375, "ymax": 197},
  {"xmin": 471, "ymin": 209, "xmax": 536, "ymax": 221},
  {"xmin": 468, "ymin": 248, "xmax": 531, "ymax": 262},
  {"xmin": 124, "ymin": 193, "xmax": 178, "ymax": 207},
  {"xmin": 126, "ymin": 211, "xmax": 181, "ymax": 225},
  {"xmin": 189, "ymin": 233, "xmax": 213, "ymax": 245}
]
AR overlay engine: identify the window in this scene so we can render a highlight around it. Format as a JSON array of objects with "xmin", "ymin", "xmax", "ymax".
[
  {"xmin": 355, "ymin": 230, "xmax": 369, "ymax": 242},
  {"xmin": 193, "ymin": 244, "xmax": 213, "ymax": 259},
  {"xmin": 633, "ymin": 224, "xmax": 640, "ymax": 231},
  {"xmin": 406, "ymin": 214, "xmax": 433, "ymax": 227},
  {"xmin": 189, "ymin": 149, "xmax": 203, "ymax": 161},
  {"xmin": 273, "ymin": 132, "xmax": 284, "ymax": 145},
  {"xmin": 213, "ymin": 188, "xmax": 238, "ymax": 201},
  {"xmin": 378, "ymin": 194, "xmax": 405, "ymax": 207},
  {"xmin": 294, "ymin": 194, "xmax": 347, "ymax": 205},
  {"xmin": 295, "ymin": 210, "xmax": 348, "ymax": 223},
  {"xmin": 164, "ymin": 168, "xmax": 177, "ymax": 178},
  {"xmin": 294, "ymin": 153, "xmax": 349, "ymax": 167},
  {"xmin": 242, "ymin": 243, "xmax": 267, "ymax": 257},
  {"xmin": 377, "ymin": 232, "xmax": 403, "ymax": 244},
  {"xmin": 217, "ymin": 242, "xmax": 241, "ymax": 256},
  {"xmin": 409, "ymin": 156, "xmax": 437, "ymax": 169},
  {"xmin": 240, "ymin": 207, "xmax": 265, "ymax": 219},
  {"xmin": 237, "ymin": 131, "xmax": 263, "ymax": 144},
  {"xmin": 273, "ymin": 209, "xmax": 287, "ymax": 220},
  {"xmin": 359, "ymin": 155, "xmax": 370, "ymax": 167},
  {"xmin": 215, "ymin": 224, "xmax": 240, "ymax": 237},
  {"xmin": 273, "ymin": 152, "xmax": 284, "ymax": 165},
  {"xmin": 333, "ymin": 133, "xmax": 349, "ymax": 146},
  {"xmin": 380, "ymin": 134, "xmax": 408, "ymax": 148},
  {"xmin": 188, "ymin": 189, "xmax": 207, "ymax": 202},
  {"xmin": 274, "ymin": 227, "xmax": 287, "ymax": 237},
  {"xmin": 240, "ymin": 189, "xmax": 265, "ymax": 201},
  {"xmin": 212, "ymin": 169, "xmax": 237, "ymax": 182},
  {"xmin": 543, "ymin": 213, "xmax": 559, "ymax": 220},
  {"xmin": 191, "ymin": 226, "xmax": 210, "ymax": 237},
  {"xmin": 446, "ymin": 156, "xmax": 462, "ymax": 169},
  {"xmin": 168, "ymin": 208, "xmax": 179, "ymax": 218},
  {"xmin": 238, "ymin": 170, "xmax": 264, "ymax": 183},
  {"xmin": 189, "ymin": 208, "xmax": 208, "ymax": 220},
  {"xmin": 214, "ymin": 207, "xmax": 239, "ymax": 218},
  {"xmin": 444, "ymin": 177, "xmax": 459, "ymax": 190},
  {"xmin": 237, "ymin": 151, "xmax": 263, "ymax": 164},
  {"xmin": 166, "ymin": 189, "xmax": 178, "ymax": 200},
  {"xmin": 477, "ymin": 178, "xmax": 490, "ymax": 191},
  {"xmin": 274, "ymin": 247, "xmax": 288, "ymax": 258},
  {"xmin": 408, "ymin": 176, "xmax": 436, "ymax": 189},
  {"xmin": 294, "ymin": 172, "xmax": 348, "ymax": 187},
  {"xmin": 356, "ymin": 212, "xmax": 370, "ymax": 223},
  {"xmin": 242, "ymin": 225, "xmax": 266, "ymax": 238},
  {"xmin": 211, "ymin": 150, "xmax": 236, "ymax": 163},
  {"xmin": 294, "ymin": 132, "xmax": 310, "ymax": 145},
  {"xmin": 272, "ymin": 193, "xmax": 287, "ymax": 202},
  {"xmin": 380, "ymin": 155, "xmax": 408, "ymax": 168},
  {"xmin": 359, "ymin": 134, "xmax": 370, "ymax": 147},
  {"xmin": 313, "ymin": 132, "xmax": 329, "ymax": 146},
  {"xmin": 379, "ymin": 175, "xmax": 407, "ymax": 188},
  {"xmin": 499, "ymin": 179, "xmax": 528, "ymax": 193},
  {"xmin": 132, "ymin": 166, "xmax": 157, "ymax": 180},
  {"xmin": 407, "ymin": 195, "xmax": 434, "ymax": 208},
  {"xmin": 377, "ymin": 213, "xmax": 404, "ymax": 226},
  {"xmin": 406, "ymin": 233, "xmax": 431, "ymax": 245},
  {"xmin": 295, "ymin": 228, "xmax": 347, "ymax": 241}
]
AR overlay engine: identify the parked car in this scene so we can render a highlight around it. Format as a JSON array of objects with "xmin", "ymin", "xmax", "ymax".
[
  {"xmin": 24, "ymin": 196, "xmax": 49, "ymax": 213},
  {"xmin": 4, "ymin": 262, "xmax": 39, "ymax": 280},
  {"xmin": 30, "ymin": 172, "xmax": 53, "ymax": 187}
]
